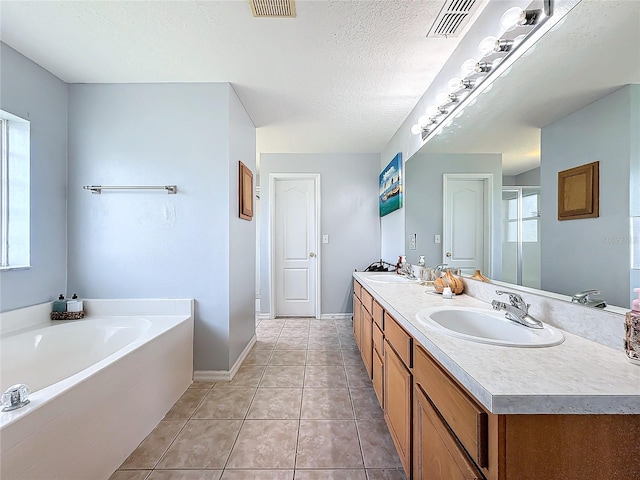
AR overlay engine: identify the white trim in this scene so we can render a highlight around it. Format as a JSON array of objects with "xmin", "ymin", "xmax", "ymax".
[
  {"xmin": 269, "ymin": 173, "xmax": 322, "ymax": 319},
  {"xmin": 442, "ymin": 173, "xmax": 493, "ymax": 276},
  {"xmin": 193, "ymin": 334, "xmax": 257, "ymax": 382},
  {"xmin": 257, "ymin": 313, "xmax": 272, "ymax": 320},
  {"xmin": 320, "ymin": 313, "xmax": 353, "ymax": 320}
]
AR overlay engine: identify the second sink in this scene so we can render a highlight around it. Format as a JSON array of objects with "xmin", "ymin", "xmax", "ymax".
[{"xmin": 415, "ymin": 306, "xmax": 564, "ymax": 347}]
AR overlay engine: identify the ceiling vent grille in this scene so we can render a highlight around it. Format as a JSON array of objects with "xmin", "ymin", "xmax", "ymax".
[
  {"xmin": 427, "ymin": 0, "xmax": 478, "ymax": 38},
  {"xmin": 249, "ymin": 0, "xmax": 296, "ymax": 18}
]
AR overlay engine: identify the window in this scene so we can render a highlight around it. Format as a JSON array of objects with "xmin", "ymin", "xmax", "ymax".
[{"xmin": 0, "ymin": 110, "xmax": 30, "ymax": 269}]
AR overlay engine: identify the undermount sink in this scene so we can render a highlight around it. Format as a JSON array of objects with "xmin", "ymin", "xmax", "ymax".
[
  {"xmin": 366, "ymin": 274, "xmax": 419, "ymax": 284},
  {"xmin": 415, "ymin": 306, "xmax": 564, "ymax": 347}
]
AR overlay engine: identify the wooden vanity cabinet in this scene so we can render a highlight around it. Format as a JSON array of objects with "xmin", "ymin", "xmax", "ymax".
[
  {"xmin": 383, "ymin": 314, "xmax": 413, "ymax": 476},
  {"xmin": 372, "ymin": 322, "xmax": 384, "ymax": 408},
  {"xmin": 360, "ymin": 307, "xmax": 373, "ymax": 378},
  {"xmin": 352, "ymin": 292, "xmax": 362, "ymax": 350}
]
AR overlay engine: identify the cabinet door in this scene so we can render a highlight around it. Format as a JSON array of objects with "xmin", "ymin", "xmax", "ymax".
[
  {"xmin": 361, "ymin": 309, "xmax": 373, "ymax": 378},
  {"xmin": 372, "ymin": 349, "xmax": 384, "ymax": 409},
  {"xmin": 414, "ymin": 384, "xmax": 484, "ymax": 480},
  {"xmin": 384, "ymin": 340, "xmax": 412, "ymax": 475},
  {"xmin": 353, "ymin": 294, "xmax": 362, "ymax": 350}
]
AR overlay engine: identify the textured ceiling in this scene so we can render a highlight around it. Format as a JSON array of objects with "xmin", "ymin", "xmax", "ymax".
[
  {"xmin": 0, "ymin": 0, "xmax": 486, "ymax": 155},
  {"xmin": 419, "ymin": 0, "xmax": 640, "ymax": 175}
]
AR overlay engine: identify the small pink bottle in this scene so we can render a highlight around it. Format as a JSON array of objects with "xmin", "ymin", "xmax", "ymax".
[{"xmin": 625, "ymin": 288, "xmax": 640, "ymax": 365}]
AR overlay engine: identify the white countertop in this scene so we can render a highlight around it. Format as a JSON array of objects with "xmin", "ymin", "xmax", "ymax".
[{"xmin": 354, "ymin": 271, "xmax": 640, "ymax": 414}]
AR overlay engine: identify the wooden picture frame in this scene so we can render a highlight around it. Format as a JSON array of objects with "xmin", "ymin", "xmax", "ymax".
[
  {"xmin": 239, "ymin": 161, "xmax": 253, "ymax": 221},
  {"xmin": 557, "ymin": 161, "xmax": 599, "ymax": 221}
]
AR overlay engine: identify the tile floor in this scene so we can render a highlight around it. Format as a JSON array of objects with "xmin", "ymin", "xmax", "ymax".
[{"xmin": 110, "ymin": 317, "xmax": 406, "ymax": 480}]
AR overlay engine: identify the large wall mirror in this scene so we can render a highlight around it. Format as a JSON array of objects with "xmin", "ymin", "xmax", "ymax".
[{"xmin": 405, "ymin": 0, "xmax": 639, "ymax": 309}]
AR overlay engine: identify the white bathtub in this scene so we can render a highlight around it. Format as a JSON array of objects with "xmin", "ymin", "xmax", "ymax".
[{"xmin": 0, "ymin": 301, "xmax": 193, "ymax": 480}]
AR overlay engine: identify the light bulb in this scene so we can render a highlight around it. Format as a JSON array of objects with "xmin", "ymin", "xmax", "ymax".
[
  {"xmin": 425, "ymin": 105, "xmax": 439, "ymax": 117},
  {"xmin": 436, "ymin": 92, "xmax": 451, "ymax": 105},
  {"xmin": 500, "ymin": 7, "xmax": 524, "ymax": 32},
  {"xmin": 411, "ymin": 124, "xmax": 422, "ymax": 135},
  {"xmin": 447, "ymin": 77, "xmax": 463, "ymax": 92},
  {"xmin": 461, "ymin": 58, "xmax": 478, "ymax": 76},
  {"xmin": 418, "ymin": 115, "xmax": 430, "ymax": 128},
  {"xmin": 478, "ymin": 36, "xmax": 498, "ymax": 57}
]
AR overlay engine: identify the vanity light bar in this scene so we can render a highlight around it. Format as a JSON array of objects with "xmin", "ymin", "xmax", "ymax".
[{"xmin": 413, "ymin": 0, "xmax": 558, "ymax": 143}]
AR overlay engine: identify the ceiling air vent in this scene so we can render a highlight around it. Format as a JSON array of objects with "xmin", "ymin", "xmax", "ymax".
[
  {"xmin": 249, "ymin": 0, "xmax": 296, "ymax": 18},
  {"xmin": 427, "ymin": 0, "xmax": 479, "ymax": 38}
]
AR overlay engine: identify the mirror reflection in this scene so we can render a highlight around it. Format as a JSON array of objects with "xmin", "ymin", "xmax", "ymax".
[{"xmin": 405, "ymin": 0, "xmax": 640, "ymax": 309}]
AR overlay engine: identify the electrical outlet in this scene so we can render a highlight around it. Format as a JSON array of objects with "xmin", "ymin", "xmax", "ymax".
[
  {"xmin": 409, "ymin": 233, "xmax": 416, "ymax": 250},
  {"xmin": 322, "ymin": 235, "xmax": 329, "ymax": 244},
  {"xmin": 434, "ymin": 234, "xmax": 441, "ymax": 244}
]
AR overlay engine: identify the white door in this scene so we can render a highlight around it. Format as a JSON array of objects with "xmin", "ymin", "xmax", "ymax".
[
  {"xmin": 273, "ymin": 176, "xmax": 319, "ymax": 317},
  {"xmin": 443, "ymin": 174, "xmax": 492, "ymax": 275}
]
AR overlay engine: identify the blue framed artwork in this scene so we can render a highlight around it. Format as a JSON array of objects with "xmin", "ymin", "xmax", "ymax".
[{"xmin": 379, "ymin": 153, "xmax": 403, "ymax": 217}]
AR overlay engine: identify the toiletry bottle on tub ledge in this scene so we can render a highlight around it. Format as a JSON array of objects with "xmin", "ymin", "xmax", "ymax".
[{"xmin": 625, "ymin": 288, "xmax": 640, "ymax": 365}]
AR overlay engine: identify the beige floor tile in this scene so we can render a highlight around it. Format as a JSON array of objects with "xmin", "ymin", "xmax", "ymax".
[
  {"xmin": 247, "ymin": 387, "xmax": 303, "ymax": 419},
  {"xmin": 269, "ymin": 350, "xmax": 307, "ymax": 365},
  {"xmin": 294, "ymin": 470, "xmax": 366, "ymax": 480},
  {"xmin": 254, "ymin": 338, "xmax": 278, "ymax": 349},
  {"xmin": 259, "ymin": 319, "xmax": 285, "ymax": 328},
  {"xmin": 306, "ymin": 349, "xmax": 343, "ymax": 365},
  {"xmin": 226, "ymin": 419, "xmax": 299, "ymax": 469},
  {"xmin": 304, "ymin": 365, "xmax": 348, "ymax": 388},
  {"xmin": 260, "ymin": 365, "xmax": 305, "ymax": 387},
  {"xmin": 309, "ymin": 321, "xmax": 338, "ymax": 332},
  {"xmin": 188, "ymin": 381, "xmax": 216, "ymax": 389},
  {"xmin": 345, "ymin": 363, "xmax": 372, "ymax": 388},
  {"xmin": 284, "ymin": 319, "xmax": 310, "ymax": 327},
  {"xmin": 279, "ymin": 328, "xmax": 309, "ymax": 337},
  {"xmin": 243, "ymin": 349, "xmax": 272, "ymax": 365},
  {"xmin": 342, "ymin": 348, "xmax": 365, "ymax": 365},
  {"xmin": 296, "ymin": 420, "xmax": 364, "ymax": 468},
  {"xmin": 227, "ymin": 365, "xmax": 266, "ymax": 387},
  {"xmin": 275, "ymin": 337, "xmax": 309, "ymax": 350},
  {"xmin": 148, "ymin": 471, "xmax": 222, "ymax": 480},
  {"xmin": 109, "ymin": 471, "xmax": 151, "ymax": 480},
  {"xmin": 307, "ymin": 338, "xmax": 340, "ymax": 349},
  {"xmin": 301, "ymin": 388, "xmax": 354, "ymax": 419},
  {"xmin": 339, "ymin": 336, "xmax": 358, "ymax": 349},
  {"xmin": 357, "ymin": 418, "xmax": 404, "ymax": 469},
  {"xmin": 121, "ymin": 420, "xmax": 186, "ymax": 469},
  {"xmin": 350, "ymin": 387, "xmax": 384, "ymax": 419},
  {"xmin": 221, "ymin": 470, "xmax": 293, "ymax": 480},
  {"xmin": 164, "ymin": 389, "xmax": 209, "ymax": 419},
  {"xmin": 156, "ymin": 419, "xmax": 242, "ymax": 469},
  {"xmin": 192, "ymin": 387, "xmax": 256, "ymax": 419},
  {"xmin": 365, "ymin": 469, "xmax": 407, "ymax": 480}
]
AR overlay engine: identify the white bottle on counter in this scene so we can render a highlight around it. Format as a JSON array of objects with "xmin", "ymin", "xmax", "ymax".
[{"xmin": 66, "ymin": 294, "xmax": 84, "ymax": 313}]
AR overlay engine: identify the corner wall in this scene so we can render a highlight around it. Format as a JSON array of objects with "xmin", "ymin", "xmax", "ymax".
[
  {"xmin": 0, "ymin": 43, "xmax": 68, "ymax": 312},
  {"xmin": 259, "ymin": 153, "xmax": 380, "ymax": 316}
]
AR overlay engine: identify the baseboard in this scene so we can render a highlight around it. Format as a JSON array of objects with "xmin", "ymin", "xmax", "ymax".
[
  {"xmin": 257, "ymin": 313, "xmax": 271, "ymax": 320},
  {"xmin": 193, "ymin": 334, "xmax": 257, "ymax": 382},
  {"xmin": 320, "ymin": 313, "xmax": 352, "ymax": 320}
]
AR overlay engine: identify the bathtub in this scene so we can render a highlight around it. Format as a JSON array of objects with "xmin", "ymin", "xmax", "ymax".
[{"xmin": 0, "ymin": 301, "xmax": 193, "ymax": 480}]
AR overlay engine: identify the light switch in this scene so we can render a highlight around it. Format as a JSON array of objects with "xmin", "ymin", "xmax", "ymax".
[
  {"xmin": 434, "ymin": 234, "xmax": 441, "ymax": 244},
  {"xmin": 409, "ymin": 233, "xmax": 416, "ymax": 250},
  {"xmin": 322, "ymin": 235, "xmax": 329, "ymax": 244}
]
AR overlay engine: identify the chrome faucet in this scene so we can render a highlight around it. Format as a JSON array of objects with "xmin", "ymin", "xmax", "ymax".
[
  {"xmin": 401, "ymin": 262, "xmax": 416, "ymax": 279},
  {"xmin": 491, "ymin": 290, "xmax": 543, "ymax": 329},
  {"xmin": 571, "ymin": 290, "xmax": 607, "ymax": 309},
  {"xmin": 2, "ymin": 384, "xmax": 30, "ymax": 412}
]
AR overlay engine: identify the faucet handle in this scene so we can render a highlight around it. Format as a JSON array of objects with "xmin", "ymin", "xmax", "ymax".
[
  {"xmin": 495, "ymin": 290, "xmax": 528, "ymax": 311},
  {"xmin": 2, "ymin": 384, "xmax": 30, "ymax": 412},
  {"xmin": 572, "ymin": 289, "xmax": 601, "ymax": 303}
]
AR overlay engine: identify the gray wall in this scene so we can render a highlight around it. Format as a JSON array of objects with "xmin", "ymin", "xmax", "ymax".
[
  {"xmin": 631, "ymin": 85, "xmax": 640, "ymax": 303},
  {"xmin": 0, "ymin": 43, "xmax": 68, "ymax": 312},
  {"xmin": 259, "ymin": 153, "xmax": 381, "ymax": 315},
  {"xmin": 503, "ymin": 167, "xmax": 541, "ymax": 187},
  {"xmin": 405, "ymin": 153, "xmax": 502, "ymax": 275},
  {"xmin": 67, "ymin": 83, "xmax": 255, "ymax": 371},
  {"xmin": 228, "ymin": 89, "xmax": 257, "ymax": 365},
  {"xmin": 541, "ymin": 85, "xmax": 637, "ymax": 308}
]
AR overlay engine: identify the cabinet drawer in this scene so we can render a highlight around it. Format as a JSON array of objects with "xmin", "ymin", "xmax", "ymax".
[
  {"xmin": 354, "ymin": 280, "xmax": 362, "ymax": 300},
  {"xmin": 414, "ymin": 344, "xmax": 488, "ymax": 468},
  {"xmin": 373, "ymin": 322, "xmax": 384, "ymax": 358},
  {"xmin": 372, "ymin": 349, "xmax": 384, "ymax": 409},
  {"xmin": 384, "ymin": 313, "xmax": 412, "ymax": 368},
  {"xmin": 361, "ymin": 288, "xmax": 373, "ymax": 315},
  {"xmin": 414, "ymin": 383, "xmax": 484, "ymax": 480},
  {"xmin": 373, "ymin": 301, "xmax": 384, "ymax": 329}
]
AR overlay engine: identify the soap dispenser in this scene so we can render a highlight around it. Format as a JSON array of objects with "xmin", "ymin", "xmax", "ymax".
[
  {"xmin": 625, "ymin": 288, "xmax": 640, "ymax": 365},
  {"xmin": 52, "ymin": 295, "xmax": 67, "ymax": 312},
  {"xmin": 67, "ymin": 294, "xmax": 84, "ymax": 313}
]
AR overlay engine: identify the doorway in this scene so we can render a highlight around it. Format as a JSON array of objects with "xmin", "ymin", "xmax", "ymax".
[
  {"xmin": 269, "ymin": 174, "xmax": 321, "ymax": 318},
  {"xmin": 442, "ymin": 173, "xmax": 493, "ymax": 275}
]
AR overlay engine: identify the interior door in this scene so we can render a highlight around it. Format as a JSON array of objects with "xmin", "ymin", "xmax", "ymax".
[
  {"xmin": 443, "ymin": 175, "xmax": 491, "ymax": 275},
  {"xmin": 274, "ymin": 177, "xmax": 318, "ymax": 317}
]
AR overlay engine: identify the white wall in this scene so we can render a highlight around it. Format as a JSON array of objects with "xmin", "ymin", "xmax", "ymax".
[
  {"xmin": 259, "ymin": 153, "xmax": 380, "ymax": 315},
  {"xmin": 0, "ymin": 43, "xmax": 68, "ymax": 312},
  {"xmin": 405, "ymin": 153, "xmax": 502, "ymax": 275},
  {"xmin": 67, "ymin": 83, "xmax": 255, "ymax": 371},
  {"xmin": 541, "ymin": 85, "xmax": 637, "ymax": 308}
]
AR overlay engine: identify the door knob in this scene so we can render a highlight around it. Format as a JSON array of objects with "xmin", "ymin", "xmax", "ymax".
[
  {"xmin": 446, "ymin": 252, "xmax": 452, "ymax": 258},
  {"xmin": 309, "ymin": 252, "xmax": 316, "ymax": 258}
]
